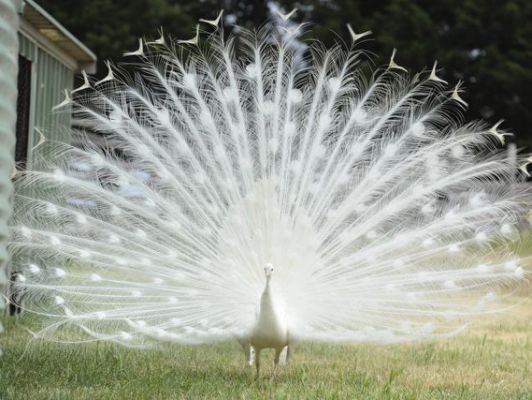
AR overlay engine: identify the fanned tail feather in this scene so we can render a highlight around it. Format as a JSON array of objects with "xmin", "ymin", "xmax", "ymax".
[{"xmin": 8, "ymin": 26, "xmax": 530, "ymax": 347}]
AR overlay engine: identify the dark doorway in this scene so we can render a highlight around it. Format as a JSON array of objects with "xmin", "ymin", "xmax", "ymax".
[{"xmin": 15, "ymin": 54, "xmax": 32, "ymax": 168}]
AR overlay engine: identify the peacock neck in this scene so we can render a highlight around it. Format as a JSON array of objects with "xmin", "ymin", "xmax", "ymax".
[
  {"xmin": 259, "ymin": 277, "xmax": 274, "ymax": 315},
  {"xmin": 264, "ymin": 276, "xmax": 271, "ymax": 290}
]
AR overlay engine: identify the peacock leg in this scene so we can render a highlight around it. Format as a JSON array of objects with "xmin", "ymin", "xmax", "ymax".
[
  {"xmin": 286, "ymin": 343, "xmax": 293, "ymax": 363},
  {"xmin": 239, "ymin": 339, "xmax": 253, "ymax": 366},
  {"xmin": 254, "ymin": 348, "xmax": 261, "ymax": 380},
  {"xmin": 272, "ymin": 347, "xmax": 282, "ymax": 380},
  {"xmin": 248, "ymin": 346, "xmax": 255, "ymax": 366}
]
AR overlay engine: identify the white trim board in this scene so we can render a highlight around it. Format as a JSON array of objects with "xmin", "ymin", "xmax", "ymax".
[{"xmin": 19, "ymin": 18, "xmax": 78, "ymax": 71}]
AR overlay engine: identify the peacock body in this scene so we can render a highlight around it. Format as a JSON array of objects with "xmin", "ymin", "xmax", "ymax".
[{"xmin": 7, "ymin": 14, "xmax": 531, "ymax": 376}]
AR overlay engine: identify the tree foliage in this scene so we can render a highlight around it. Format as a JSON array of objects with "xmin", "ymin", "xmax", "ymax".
[{"xmin": 37, "ymin": 0, "xmax": 532, "ymax": 148}]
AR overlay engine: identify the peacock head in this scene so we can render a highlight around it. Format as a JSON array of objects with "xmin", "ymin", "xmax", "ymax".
[{"xmin": 264, "ymin": 263, "xmax": 274, "ymax": 280}]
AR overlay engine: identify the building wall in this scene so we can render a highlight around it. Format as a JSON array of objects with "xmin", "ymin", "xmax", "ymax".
[
  {"xmin": 18, "ymin": 31, "xmax": 73, "ymax": 167},
  {"xmin": 0, "ymin": 0, "xmax": 18, "ymax": 345}
]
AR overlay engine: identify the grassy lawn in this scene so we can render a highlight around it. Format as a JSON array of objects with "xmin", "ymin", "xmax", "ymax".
[{"xmin": 0, "ymin": 293, "xmax": 531, "ymax": 400}]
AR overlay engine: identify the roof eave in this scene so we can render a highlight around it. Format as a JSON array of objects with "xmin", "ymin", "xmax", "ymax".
[{"xmin": 21, "ymin": 0, "xmax": 97, "ymax": 73}]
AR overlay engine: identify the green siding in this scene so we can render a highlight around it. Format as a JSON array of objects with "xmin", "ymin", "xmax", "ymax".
[
  {"xmin": 18, "ymin": 32, "xmax": 73, "ymax": 167},
  {"xmin": 0, "ymin": 0, "xmax": 18, "ymax": 346}
]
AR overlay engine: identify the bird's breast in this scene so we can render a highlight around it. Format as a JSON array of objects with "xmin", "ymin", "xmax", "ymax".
[{"xmin": 250, "ymin": 289, "xmax": 288, "ymax": 348}]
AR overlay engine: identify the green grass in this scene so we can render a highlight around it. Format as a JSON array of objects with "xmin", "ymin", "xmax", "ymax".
[{"xmin": 1, "ymin": 295, "xmax": 531, "ymax": 400}]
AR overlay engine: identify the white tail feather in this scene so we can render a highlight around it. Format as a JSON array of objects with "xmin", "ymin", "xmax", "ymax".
[{"xmin": 8, "ymin": 27, "xmax": 530, "ymax": 348}]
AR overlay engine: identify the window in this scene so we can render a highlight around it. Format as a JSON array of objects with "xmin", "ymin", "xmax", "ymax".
[{"xmin": 15, "ymin": 54, "xmax": 32, "ymax": 167}]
